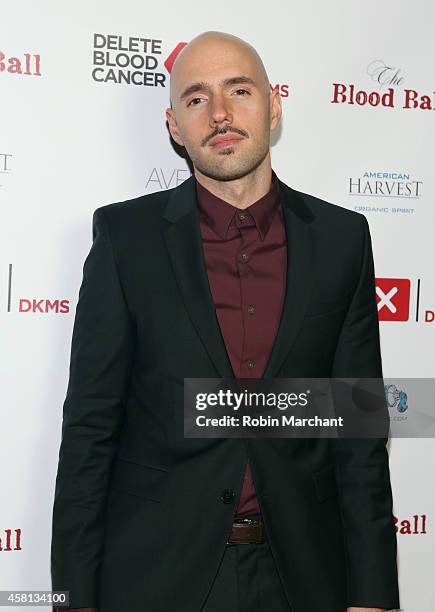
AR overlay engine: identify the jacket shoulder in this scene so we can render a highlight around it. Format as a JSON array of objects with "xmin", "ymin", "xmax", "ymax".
[
  {"xmin": 292, "ymin": 186, "xmax": 365, "ymax": 227},
  {"xmin": 93, "ymin": 185, "xmax": 176, "ymax": 226}
]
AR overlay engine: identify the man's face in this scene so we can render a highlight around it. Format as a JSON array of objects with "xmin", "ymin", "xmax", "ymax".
[{"xmin": 166, "ymin": 39, "xmax": 281, "ymax": 182}]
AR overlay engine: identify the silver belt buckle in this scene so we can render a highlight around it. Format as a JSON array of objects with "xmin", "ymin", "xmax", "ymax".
[
  {"xmin": 234, "ymin": 515, "xmax": 261, "ymax": 525},
  {"xmin": 226, "ymin": 516, "xmax": 263, "ymax": 545}
]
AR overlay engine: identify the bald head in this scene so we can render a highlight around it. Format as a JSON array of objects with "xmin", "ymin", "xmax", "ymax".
[
  {"xmin": 165, "ymin": 30, "xmax": 282, "ymax": 184},
  {"xmin": 169, "ymin": 31, "xmax": 270, "ymax": 110}
]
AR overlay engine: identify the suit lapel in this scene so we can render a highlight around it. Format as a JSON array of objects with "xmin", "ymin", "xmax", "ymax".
[
  {"xmin": 163, "ymin": 176, "xmax": 234, "ymax": 378},
  {"xmin": 262, "ymin": 180, "xmax": 315, "ymax": 378},
  {"xmin": 162, "ymin": 174, "xmax": 315, "ymax": 380}
]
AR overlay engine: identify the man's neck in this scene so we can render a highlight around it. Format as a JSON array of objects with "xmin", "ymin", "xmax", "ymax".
[{"xmin": 193, "ymin": 156, "xmax": 273, "ymax": 210}]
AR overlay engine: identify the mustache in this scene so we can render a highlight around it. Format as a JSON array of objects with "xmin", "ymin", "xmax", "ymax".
[{"xmin": 202, "ymin": 126, "xmax": 249, "ymax": 146}]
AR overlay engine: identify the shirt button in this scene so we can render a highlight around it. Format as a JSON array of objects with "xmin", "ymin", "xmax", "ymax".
[
  {"xmin": 220, "ymin": 489, "xmax": 235, "ymax": 504},
  {"xmin": 247, "ymin": 304, "xmax": 255, "ymax": 315},
  {"xmin": 247, "ymin": 360, "xmax": 254, "ymax": 369},
  {"xmin": 240, "ymin": 253, "xmax": 249, "ymax": 262},
  {"xmin": 238, "ymin": 212, "xmax": 246, "ymax": 220}
]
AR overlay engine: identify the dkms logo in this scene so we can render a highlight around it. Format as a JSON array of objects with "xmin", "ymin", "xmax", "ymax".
[{"xmin": 375, "ymin": 277, "xmax": 435, "ymax": 324}]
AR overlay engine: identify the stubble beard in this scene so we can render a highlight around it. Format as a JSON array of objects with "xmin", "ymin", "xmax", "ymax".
[{"xmin": 188, "ymin": 141, "xmax": 270, "ymax": 182}]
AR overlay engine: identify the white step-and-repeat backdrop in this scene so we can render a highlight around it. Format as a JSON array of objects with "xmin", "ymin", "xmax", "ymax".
[{"xmin": 1, "ymin": 1, "xmax": 434, "ymax": 610}]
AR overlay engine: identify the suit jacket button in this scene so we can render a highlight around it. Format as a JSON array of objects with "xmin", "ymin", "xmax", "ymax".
[{"xmin": 220, "ymin": 488, "xmax": 235, "ymax": 504}]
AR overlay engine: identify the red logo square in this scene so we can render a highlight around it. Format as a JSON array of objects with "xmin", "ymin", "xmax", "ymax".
[{"xmin": 375, "ymin": 278, "xmax": 411, "ymax": 321}]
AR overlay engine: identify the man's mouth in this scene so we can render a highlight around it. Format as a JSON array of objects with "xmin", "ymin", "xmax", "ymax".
[{"xmin": 208, "ymin": 134, "xmax": 245, "ymax": 149}]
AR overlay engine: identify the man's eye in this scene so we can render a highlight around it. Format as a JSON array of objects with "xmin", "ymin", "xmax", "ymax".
[
  {"xmin": 187, "ymin": 97, "xmax": 204, "ymax": 106},
  {"xmin": 234, "ymin": 89, "xmax": 250, "ymax": 95}
]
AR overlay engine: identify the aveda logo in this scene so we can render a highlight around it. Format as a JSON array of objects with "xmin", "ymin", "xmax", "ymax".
[{"xmin": 145, "ymin": 168, "xmax": 190, "ymax": 191}]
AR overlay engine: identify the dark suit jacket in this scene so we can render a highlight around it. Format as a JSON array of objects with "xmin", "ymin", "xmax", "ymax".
[{"xmin": 51, "ymin": 175, "xmax": 400, "ymax": 612}]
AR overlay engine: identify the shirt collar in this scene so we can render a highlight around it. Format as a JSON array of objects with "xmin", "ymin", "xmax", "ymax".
[{"xmin": 195, "ymin": 170, "xmax": 281, "ymax": 241}]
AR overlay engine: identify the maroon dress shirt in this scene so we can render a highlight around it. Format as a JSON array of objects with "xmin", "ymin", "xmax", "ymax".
[
  {"xmin": 196, "ymin": 171, "xmax": 287, "ymax": 517},
  {"xmin": 56, "ymin": 171, "xmax": 287, "ymax": 610}
]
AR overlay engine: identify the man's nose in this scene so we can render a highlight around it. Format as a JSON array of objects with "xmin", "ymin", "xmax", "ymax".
[{"xmin": 209, "ymin": 94, "xmax": 233, "ymax": 127}]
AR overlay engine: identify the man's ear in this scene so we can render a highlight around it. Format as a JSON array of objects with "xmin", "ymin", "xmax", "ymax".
[
  {"xmin": 269, "ymin": 89, "xmax": 282, "ymax": 130},
  {"xmin": 166, "ymin": 107, "xmax": 185, "ymax": 147}
]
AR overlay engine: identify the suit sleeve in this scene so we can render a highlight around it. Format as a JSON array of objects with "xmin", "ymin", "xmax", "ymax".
[
  {"xmin": 51, "ymin": 207, "xmax": 135, "ymax": 607},
  {"xmin": 330, "ymin": 215, "xmax": 400, "ymax": 610}
]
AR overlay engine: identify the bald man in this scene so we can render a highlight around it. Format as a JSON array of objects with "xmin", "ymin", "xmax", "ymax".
[{"xmin": 51, "ymin": 31, "xmax": 400, "ymax": 612}]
